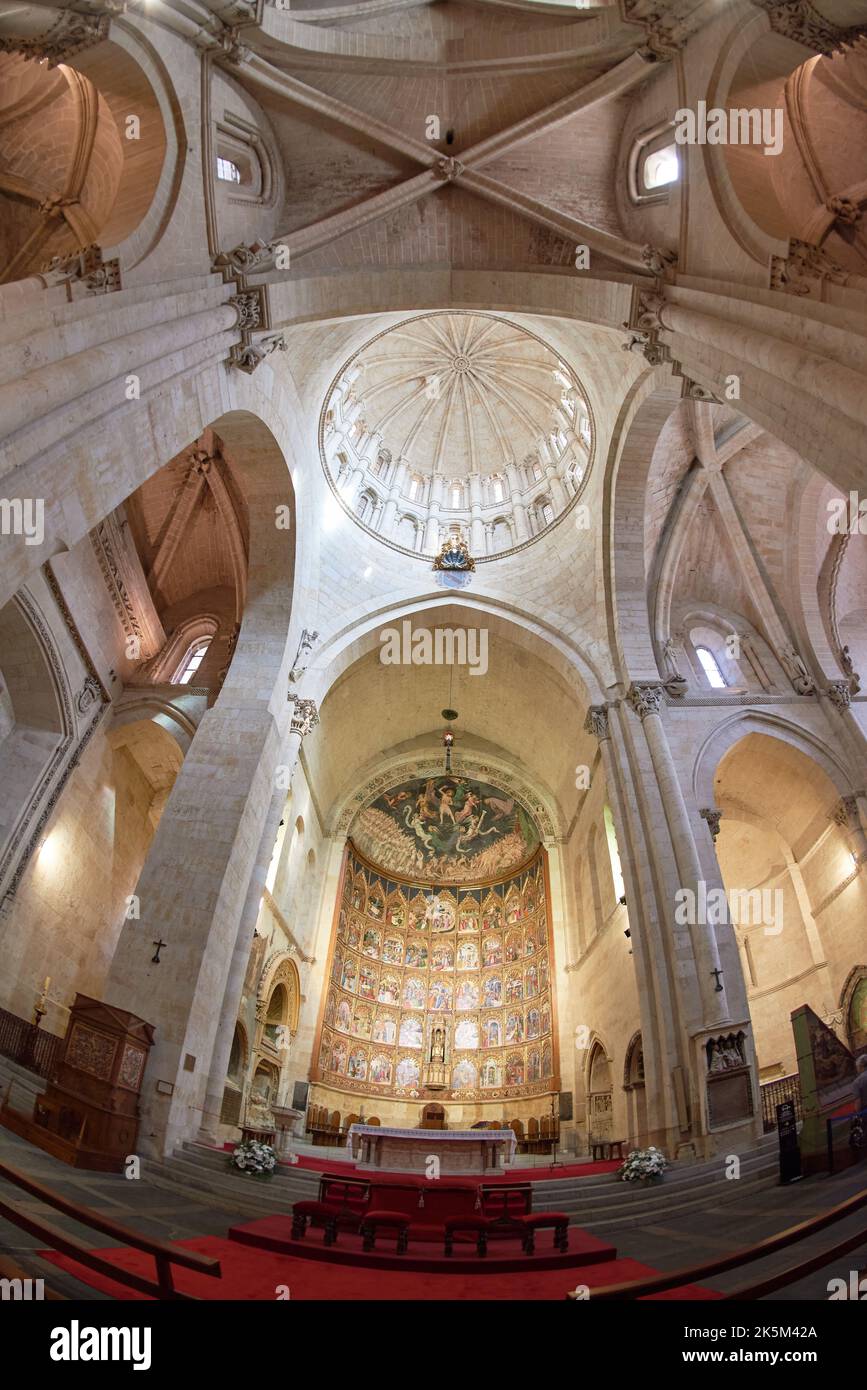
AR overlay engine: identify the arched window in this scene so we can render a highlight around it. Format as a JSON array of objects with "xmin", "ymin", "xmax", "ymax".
[
  {"xmin": 216, "ymin": 156, "xmax": 241, "ymax": 183},
  {"xmin": 174, "ymin": 638, "xmax": 211, "ymax": 684},
  {"xmin": 540, "ymin": 499, "xmax": 554, "ymax": 526},
  {"xmin": 643, "ymin": 142, "xmax": 679, "ymax": 191},
  {"xmin": 696, "ymin": 646, "xmax": 727, "ymax": 689},
  {"xmin": 409, "ymin": 474, "xmax": 422, "ymax": 501},
  {"xmin": 491, "ymin": 474, "xmax": 505, "ymax": 504},
  {"xmin": 603, "ymin": 805, "xmax": 626, "ymax": 903},
  {"xmin": 450, "ymin": 482, "xmax": 463, "ymax": 508}
]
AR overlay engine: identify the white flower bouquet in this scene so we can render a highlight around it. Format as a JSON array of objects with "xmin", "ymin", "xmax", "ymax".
[
  {"xmin": 617, "ymin": 1145, "xmax": 668, "ymax": 1183},
  {"xmin": 229, "ymin": 1139, "xmax": 277, "ymax": 1177}
]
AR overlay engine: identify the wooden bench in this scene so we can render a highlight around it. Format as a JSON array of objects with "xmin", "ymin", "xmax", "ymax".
[{"xmin": 360, "ymin": 1210, "xmax": 410, "ymax": 1253}]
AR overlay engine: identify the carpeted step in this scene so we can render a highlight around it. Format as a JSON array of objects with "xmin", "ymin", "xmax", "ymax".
[{"xmin": 226, "ymin": 1213, "xmax": 620, "ymax": 1274}]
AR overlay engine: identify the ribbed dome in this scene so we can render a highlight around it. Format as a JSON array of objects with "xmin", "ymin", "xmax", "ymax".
[
  {"xmin": 340, "ymin": 312, "xmax": 580, "ymax": 479},
  {"xmin": 321, "ymin": 312, "xmax": 593, "ymax": 561}
]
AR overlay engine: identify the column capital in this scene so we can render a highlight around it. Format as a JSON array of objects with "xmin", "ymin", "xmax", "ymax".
[
  {"xmin": 583, "ymin": 705, "xmax": 610, "ymax": 741},
  {"xmin": 825, "ymin": 679, "xmax": 852, "ymax": 712},
  {"xmin": 699, "ymin": 807, "xmax": 723, "ymax": 842},
  {"xmin": 750, "ymin": 0, "xmax": 867, "ymax": 56},
  {"xmin": 627, "ymin": 682, "xmax": 666, "ymax": 721},
  {"xmin": 289, "ymin": 696, "xmax": 320, "ymax": 738}
]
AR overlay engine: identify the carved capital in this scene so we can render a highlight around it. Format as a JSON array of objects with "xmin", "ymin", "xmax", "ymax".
[
  {"xmin": 751, "ymin": 0, "xmax": 867, "ymax": 54},
  {"xmin": 700, "ymin": 807, "xmax": 723, "ymax": 842},
  {"xmin": 627, "ymin": 682, "xmax": 665, "ymax": 721},
  {"xmin": 289, "ymin": 697, "xmax": 320, "ymax": 739},
  {"xmin": 826, "ymin": 195, "xmax": 861, "ymax": 227},
  {"xmin": 229, "ymin": 289, "xmax": 266, "ymax": 331},
  {"xmin": 770, "ymin": 238, "xmax": 852, "ymax": 297},
  {"xmin": 583, "ymin": 705, "xmax": 610, "ymax": 741},
  {"xmin": 0, "ymin": 10, "xmax": 112, "ymax": 67},
  {"xmin": 826, "ymin": 679, "xmax": 852, "ymax": 712},
  {"xmin": 833, "ymin": 794, "xmax": 860, "ymax": 830}
]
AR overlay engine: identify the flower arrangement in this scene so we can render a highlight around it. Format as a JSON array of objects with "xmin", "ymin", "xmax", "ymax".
[
  {"xmin": 617, "ymin": 1146, "xmax": 668, "ymax": 1184},
  {"xmin": 229, "ymin": 1139, "xmax": 277, "ymax": 1177}
]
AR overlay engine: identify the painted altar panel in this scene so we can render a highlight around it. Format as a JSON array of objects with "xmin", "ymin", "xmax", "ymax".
[
  {"xmin": 315, "ymin": 840, "xmax": 557, "ymax": 1104},
  {"xmin": 351, "ymin": 775, "xmax": 540, "ymax": 883}
]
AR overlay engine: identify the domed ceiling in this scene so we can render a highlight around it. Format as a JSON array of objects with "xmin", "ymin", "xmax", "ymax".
[
  {"xmin": 320, "ymin": 311, "xmax": 594, "ymax": 560},
  {"xmin": 350, "ymin": 774, "xmax": 541, "ymax": 884}
]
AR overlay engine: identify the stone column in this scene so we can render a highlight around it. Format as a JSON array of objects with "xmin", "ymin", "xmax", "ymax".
[
  {"xmin": 582, "ymin": 703, "xmax": 683, "ymax": 1144},
  {"xmin": 505, "ymin": 464, "xmax": 529, "ymax": 541},
  {"xmin": 545, "ymin": 463, "xmax": 568, "ymax": 511},
  {"xmin": 103, "ymin": 664, "xmax": 319, "ymax": 1157},
  {"xmin": 196, "ymin": 701, "xmax": 319, "ymax": 1144},
  {"xmin": 627, "ymin": 683, "xmax": 731, "ymax": 1028},
  {"xmin": 468, "ymin": 473, "xmax": 484, "ymax": 552}
]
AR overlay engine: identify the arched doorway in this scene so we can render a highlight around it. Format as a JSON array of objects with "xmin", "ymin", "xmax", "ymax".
[
  {"xmin": 623, "ymin": 1032, "xmax": 647, "ymax": 1145},
  {"xmin": 587, "ymin": 1040, "xmax": 614, "ymax": 1144}
]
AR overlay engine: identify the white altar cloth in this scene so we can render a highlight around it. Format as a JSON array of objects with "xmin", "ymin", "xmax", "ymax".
[{"xmin": 347, "ymin": 1125, "xmax": 517, "ymax": 1173}]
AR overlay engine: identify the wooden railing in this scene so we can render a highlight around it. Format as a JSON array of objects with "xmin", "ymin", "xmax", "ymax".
[
  {"xmin": 0, "ymin": 1007, "xmax": 62, "ymax": 1080},
  {"xmin": 760, "ymin": 1072, "xmax": 802, "ymax": 1131},
  {"xmin": 0, "ymin": 1159, "xmax": 222, "ymax": 1299},
  {"xmin": 571, "ymin": 1183, "xmax": 867, "ymax": 1300}
]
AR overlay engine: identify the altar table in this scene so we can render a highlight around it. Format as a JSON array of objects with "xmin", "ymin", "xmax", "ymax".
[{"xmin": 347, "ymin": 1125, "xmax": 517, "ymax": 1174}]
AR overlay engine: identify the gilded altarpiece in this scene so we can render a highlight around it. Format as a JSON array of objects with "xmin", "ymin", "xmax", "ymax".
[{"xmin": 314, "ymin": 839, "xmax": 559, "ymax": 1105}]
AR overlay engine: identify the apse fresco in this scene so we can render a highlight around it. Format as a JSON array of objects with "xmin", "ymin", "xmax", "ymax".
[
  {"xmin": 351, "ymin": 775, "xmax": 540, "ymax": 883},
  {"xmin": 315, "ymin": 844, "xmax": 557, "ymax": 1102}
]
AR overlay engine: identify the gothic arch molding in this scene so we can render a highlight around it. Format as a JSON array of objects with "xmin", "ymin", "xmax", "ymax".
[
  {"xmin": 692, "ymin": 710, "xmax": 857, "ymax": 809},
  {"xmin": 256, "ymin": 952, "xmax": 301, "ymax": 1034}
]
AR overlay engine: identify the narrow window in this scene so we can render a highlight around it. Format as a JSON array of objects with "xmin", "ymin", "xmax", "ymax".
[
  {"xmin": 176, "ymin": 638, "xmax": 211, "ymax": 684},
  {"xmin": 216, "ymin": 157, "xmax": 241, "ymax": 184},
  {"xmin": 696, "ymin": 646, "xmax": 727, "ymax": 689},
  {"xmin": 643, "ymin": 142, "xmax": 679, "ymax": 191}
]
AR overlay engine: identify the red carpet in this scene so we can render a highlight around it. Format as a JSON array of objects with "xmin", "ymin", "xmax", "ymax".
[
  {"xmin": 215, "ymin": 1142, "xmax": 621, "ymax": 1182},
  {"xmin": 228, "ymin": 1213, "xmax": 617, "ymax": 1272},
  {"xmin": 41, "ymin": 1237, "xmax": 719, "ymax": 1300}
]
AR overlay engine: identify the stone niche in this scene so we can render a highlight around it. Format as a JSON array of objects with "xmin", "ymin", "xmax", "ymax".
[{"xmin": 703, "ymin": 1029, "xmax": 755, "ymax": 1130}]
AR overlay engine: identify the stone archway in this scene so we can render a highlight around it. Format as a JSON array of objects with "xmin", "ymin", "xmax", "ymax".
[
  {"xmin": 587, "ymin": 1039, "xmax": 614, "ymax": 1144},
  {"xmin": 623, "ymin": 1031, "xmax": 647, "ymax": 1146},
  {"xmin": 101, "ymin": 410, "xmax": 300, "ymax": 1157}
]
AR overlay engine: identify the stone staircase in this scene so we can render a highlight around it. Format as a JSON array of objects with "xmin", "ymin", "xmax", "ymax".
[
  {"xmin": 532, "ymin": 1135, "xmax": 779, "ymax": 1232},
  {"xmin": 143, "ymin": 1133, "xmax": 780, "ymax": 1234}
]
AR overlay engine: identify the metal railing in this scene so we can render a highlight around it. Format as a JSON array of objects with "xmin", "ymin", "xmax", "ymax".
[{"xmin": 760, "ymin": 1072, "xmax": 802, "ymax": 1130}]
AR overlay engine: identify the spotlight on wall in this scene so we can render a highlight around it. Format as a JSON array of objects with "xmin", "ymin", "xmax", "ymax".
[
  {"xmin": 623, "ymin": 928, "xmax": 631, "ymax": 939},
  {"xmin": 619, "ymin": 894, "xmax": 627, "ymax": 907}
]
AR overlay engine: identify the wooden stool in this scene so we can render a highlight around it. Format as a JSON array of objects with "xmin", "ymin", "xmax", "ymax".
[
  {"xmin": 443, "ymin": 1216, "xmax": 490, "ymax": 1258},
  {"xmin": 516, "ymin": 1212, "xmax": 570, "ymax": 1254},
  {"xmin": 291, "ymin": 1200, "xmax": 338, "ymax": 1246},
  {"xmin": 360, "ymin": 1210, "xmax": 410, "ymax": 1253}
]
